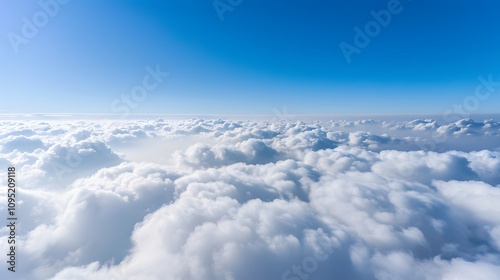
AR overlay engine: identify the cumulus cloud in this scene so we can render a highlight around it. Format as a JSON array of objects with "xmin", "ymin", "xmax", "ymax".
[{"xmin": 0, "ymin": 117, "xmax": 499, "ymax": 279}]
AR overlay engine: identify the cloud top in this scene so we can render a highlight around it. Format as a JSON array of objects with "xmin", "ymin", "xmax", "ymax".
[{"xmin": 0, "ymin": 118, "xmax": 499, "ymax": 279}]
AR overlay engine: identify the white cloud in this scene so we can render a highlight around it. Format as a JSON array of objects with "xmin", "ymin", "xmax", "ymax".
[{"xmin": 0, "ymin": 118, "xmax": 499, "ymax": 279}]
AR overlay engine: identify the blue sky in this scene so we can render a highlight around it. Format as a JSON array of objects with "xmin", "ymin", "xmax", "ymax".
[{"xmin": 1, "ymin": 0, "xmax": 500, "ymax": 115}]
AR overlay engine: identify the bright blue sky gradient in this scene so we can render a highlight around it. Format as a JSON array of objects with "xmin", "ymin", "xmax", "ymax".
[{"xmin": 1, "ymin": 0, "xmax": 500, "ymax": 115}]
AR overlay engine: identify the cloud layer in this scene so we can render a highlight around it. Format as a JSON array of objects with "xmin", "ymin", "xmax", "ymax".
[{"xmin": 0, "ymin": 118, "xmax": 499, "ymax": 279}]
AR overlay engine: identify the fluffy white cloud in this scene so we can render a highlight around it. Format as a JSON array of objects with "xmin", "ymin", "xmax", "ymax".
[{"xmin": 0, "ymin": 117, "xmax": 499, "ymax": 279}]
